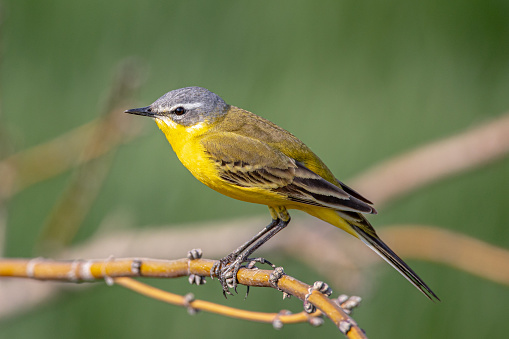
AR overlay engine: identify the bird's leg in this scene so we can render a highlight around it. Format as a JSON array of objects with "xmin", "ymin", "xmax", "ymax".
[
  {"xmin": 215, "ymin": 218, "xmax": 279, "ymax": 268},
  {"xmin": 212, "ymin": 217, "xmax": 279, "ymax": 295},
  {"xmin": 222, "ymin": 218, "xmax": 290, "ymax": 293},
  {"xmin": 213, "ymin": 207, "xmax": 290, "ymax": 296}
]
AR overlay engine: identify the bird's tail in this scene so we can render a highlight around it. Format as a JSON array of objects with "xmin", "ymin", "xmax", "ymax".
[
  {"xmin": 347, "ymin": 217, "xmax": 440, "ymax": 301},
  {"xmin": 301, "ymin": 206, "xmax": 439, "ymax": 300}
]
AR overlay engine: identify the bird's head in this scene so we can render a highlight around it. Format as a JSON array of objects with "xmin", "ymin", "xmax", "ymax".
[{"xmin": 125, "ymin": 87, "xmax": 229, "ymax": 130}]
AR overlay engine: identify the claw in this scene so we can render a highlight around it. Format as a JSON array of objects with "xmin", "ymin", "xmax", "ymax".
[{"xmin": 269, "ymin": 266, "xmax": 285, "ymax": 290}]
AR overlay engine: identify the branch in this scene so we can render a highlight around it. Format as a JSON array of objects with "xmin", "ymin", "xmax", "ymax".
[
  {"xmin": 58, "ymin": 216, "xmax": 509, "ymax": 289},
  {"xmin": 0, "ymin": 257, "xmax": 366, "ymax": 338}
]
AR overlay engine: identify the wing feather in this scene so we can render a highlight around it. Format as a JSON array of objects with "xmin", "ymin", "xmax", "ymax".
[
  {"xmin": 276, "ymin": 162, "xmax": 375, "ymax": 213},
  {"xmin": 201, "ymin": 133, "xmax": 376, "ymax": 214}
]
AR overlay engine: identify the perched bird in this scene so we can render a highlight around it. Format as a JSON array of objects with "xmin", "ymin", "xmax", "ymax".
[{"xmin": 125, "ymin": 87, "xmax": 438, "ymax": 300}]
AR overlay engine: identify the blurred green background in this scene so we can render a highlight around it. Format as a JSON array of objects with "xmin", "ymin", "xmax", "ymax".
[{"xmin": 1, "ymin": 0, "xmax": 509, "ymax": 338}]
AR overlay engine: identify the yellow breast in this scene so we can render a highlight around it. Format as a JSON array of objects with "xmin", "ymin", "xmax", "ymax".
[
  {"xmin": 154, "ymin": 116, "xmax": 286, "ymax": 207},
  {"xmin": 155, "ymin": 117, "xmax": 217, "ymax": 185}
]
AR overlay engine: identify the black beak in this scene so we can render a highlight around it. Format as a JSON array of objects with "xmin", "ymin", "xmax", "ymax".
[{"xmin": 124, "ymin": 106, "xmax": 155, "ymax": 117}]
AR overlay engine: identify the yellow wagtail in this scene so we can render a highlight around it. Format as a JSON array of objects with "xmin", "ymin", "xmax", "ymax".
[{"xmin": 125, "ymin": 87, "xmax": 438, "ymax": 300}]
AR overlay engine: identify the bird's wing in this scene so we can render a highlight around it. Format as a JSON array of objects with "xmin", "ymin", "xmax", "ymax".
[{"xmin": 201, "ymin": 133, "xmax": 376, "ymax": 214}]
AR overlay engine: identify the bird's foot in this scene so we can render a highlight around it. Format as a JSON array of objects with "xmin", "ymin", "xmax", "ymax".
[
  {"xmin": 212, "ymin": 253, "xmax": 244, "ymax": 296},
  {"xmin": 212, "ymin": 254, "xmax": 277, "ymax": 297}
]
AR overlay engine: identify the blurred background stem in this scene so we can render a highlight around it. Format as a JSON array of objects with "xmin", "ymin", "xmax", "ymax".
[{"xmin": 35, "ymin": 59, "xmax": 144, "ymax": 255}]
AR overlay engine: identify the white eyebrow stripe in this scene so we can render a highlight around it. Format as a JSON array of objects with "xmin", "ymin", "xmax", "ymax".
[{"xmin": 169, "ymin": 102, "xmax": 203, "ymax": 111}]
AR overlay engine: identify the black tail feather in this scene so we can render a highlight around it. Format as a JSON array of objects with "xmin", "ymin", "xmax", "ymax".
[{"xmin": 351, "ymin": 224, "xmax": 440, "ymax": 301}]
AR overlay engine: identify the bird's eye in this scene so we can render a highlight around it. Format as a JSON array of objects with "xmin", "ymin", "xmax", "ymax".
[{"xmin": 173, "ymin": 107, "xmax": 186, "ymax": 116}]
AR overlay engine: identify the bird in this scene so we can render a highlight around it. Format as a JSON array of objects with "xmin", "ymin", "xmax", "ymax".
[{"xmin": 125, "ymin": 86, "xmax": 439, "ymax": 300}]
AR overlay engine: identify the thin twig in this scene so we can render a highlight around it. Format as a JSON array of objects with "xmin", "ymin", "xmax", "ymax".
[{"xmin": 114, "ymin": 277, "xmax": 323, "ymax": 326}]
